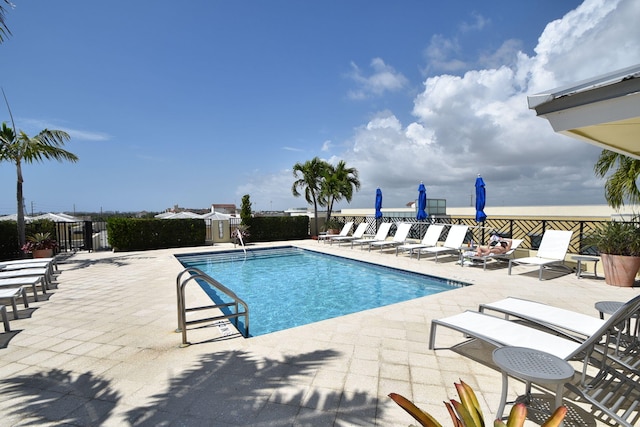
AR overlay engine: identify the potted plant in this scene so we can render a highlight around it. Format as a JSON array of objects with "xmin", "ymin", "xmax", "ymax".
[
  {"xmin": 231, "ymin": 225, "xmax": 250, "ymax": 247},
  {"xmin": 586, "ymin": 220, "xmax": 640, "ymax": 287},
  {"xmin": 389, "ymin": 379, "xmax": 566, "ymax": 426},
  {"xmin": 322, "ymin": 218, "xmax": 342, "ymax": 234},
  {"xmin": 22, "ymin": 232, "xmax": 58, "ymax": 258}
]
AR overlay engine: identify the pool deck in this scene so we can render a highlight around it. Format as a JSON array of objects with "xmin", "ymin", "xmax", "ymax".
[{"xmin": 0, "ymin": 240, "xmax": 638, "ymax": 426}]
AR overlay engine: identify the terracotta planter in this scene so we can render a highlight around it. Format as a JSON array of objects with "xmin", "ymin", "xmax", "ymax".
[
  {"xmin": 32, "ymin": 248, "xmax": 54, "ymax": 258},
  {"xmin": 601, "ymin": 253, "xmax": 640, "ymax": 287}
]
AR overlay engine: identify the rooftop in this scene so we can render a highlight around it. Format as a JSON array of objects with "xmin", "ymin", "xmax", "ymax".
[{"xmin": 0, "ymin": 241, "xmax": 638, "ymax": 425}]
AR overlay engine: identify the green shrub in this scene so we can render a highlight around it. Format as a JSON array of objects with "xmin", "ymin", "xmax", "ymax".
[
  {"xmin": 244, "ymin": 216, "xmax": 309, "ymax": 242},
  {"xmin": 107, "ymin": 218, "xmax": 205, "ymax": 251}
]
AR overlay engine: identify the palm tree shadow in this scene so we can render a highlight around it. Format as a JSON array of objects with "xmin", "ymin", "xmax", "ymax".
[
  {"xmin": 126, "ymin": 348, "xmax": 382, "ymax": 426},
  {"xmin": 0, "ymin": 368, "xmax": 121, "ymax": 425},
  {"xmin": 0, "ymin": 349, "xmax": 382, "ymax": 425}
]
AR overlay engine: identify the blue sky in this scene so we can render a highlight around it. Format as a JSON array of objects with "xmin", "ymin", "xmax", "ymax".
[{"xmin": 1, "ymin": 0, "xmax": 638, "ymax": 214}]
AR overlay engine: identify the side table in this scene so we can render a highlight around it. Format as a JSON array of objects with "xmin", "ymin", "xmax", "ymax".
[
  {"xmin": 595, "ymin": 300, "xmax": 639, "ymax": 350},
  {"xmin": 458, "ymin": 246, "xmax": 477, "ymax": 267},
  {"xmin": 570, "ymin": 255, "xmax": 600, "ymax": 279},
  {"xmin": 594, "ymin": 300, "xmax": 623, "ymax": 319},
  {"xmin": 493, "ymin": 346, "xmax": 574, "ymax": 425}
]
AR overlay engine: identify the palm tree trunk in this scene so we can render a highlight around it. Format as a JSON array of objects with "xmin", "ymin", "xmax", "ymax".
[{"xmin": 16, "ymin": 161, "xmax": 25, "ymax": 247}]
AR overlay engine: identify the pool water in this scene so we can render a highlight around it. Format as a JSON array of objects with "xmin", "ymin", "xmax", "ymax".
[{"xmin": 176, "ymin": 247, "xmax": 469, "ymax": 337}]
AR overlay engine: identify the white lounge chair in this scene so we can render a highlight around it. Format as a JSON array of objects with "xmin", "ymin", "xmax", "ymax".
[
  {"xmin": 429, "ymin": 294, "xmax": 640, "ymax": 360},
  {"xmin": 368, "ymin": 223, "xmax": 412, "ymax": 252},
  {"xmin": 466, "ymin": 238, "xmax": 524, "ymax": 270},
  {"xmin": 416, "ymin": 225, "xmax": 468, "ymax": 261},
  {"xmin": 0, "ymin": 287, "xmax": 29, "ymax": 319},
  {"xmin": 351, "ymin": 222, "xmax": 391, "ymax": 249},
  {"xmin": 0, "ymin": 256, "xmax": 58, "ymax": 272},
  {"xmin": 318, "ymin": 221, "xmax": 353, "ymax": 243},
  {"xmin": 0, "ymin": 276, "xmax": 46, "ymax": 301},
  {"xmin": 478, "ymin": 296, "xmax": 607, "ymax": 340},
  {"xmin": 330, "ymin": 222, "xmax": 368, "ymax": 246},
  {"xmin": 0, "ymin": 267, "xmax": 52, "ymax": 289},
  {"xmin": 508, "ymin": 230, "xmax": 573, "ymax": 280},
  {"xmin": 396, "ymin": 224, "xmax": 445, "ymax": 257}
]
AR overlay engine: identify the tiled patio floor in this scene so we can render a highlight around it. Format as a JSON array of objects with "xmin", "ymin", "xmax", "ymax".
[{"xmin": 0, "ymin": 240, "xmax": 638, "ymax": 426}]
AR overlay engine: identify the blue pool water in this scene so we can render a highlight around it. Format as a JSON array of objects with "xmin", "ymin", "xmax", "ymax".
[{"xmin": 176, "ymin": 247, "xmax": 469, "ymax": 337}]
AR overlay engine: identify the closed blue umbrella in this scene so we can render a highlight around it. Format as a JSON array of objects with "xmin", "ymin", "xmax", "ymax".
[
  {"xmin": 375, "ymin": 188, "xmax": 383, "ymax": 219},
  {"xmin": 475, "ymin": 174, "xmax": 487, "ymax": 222},
  {"xmin": 416, "ymin": 182, "xmax": 427, "ymax": 220}
]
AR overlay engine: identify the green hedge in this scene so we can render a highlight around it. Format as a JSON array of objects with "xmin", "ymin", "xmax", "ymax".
[
  {"xmin": 107, "ymin": 218, "xmax": 206, "ymax": 251},
  {"xmin": 245, "ymin": 216, "xmax": 309, "ymax": 242}
]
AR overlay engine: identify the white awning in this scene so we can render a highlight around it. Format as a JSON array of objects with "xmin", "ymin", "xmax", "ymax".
[{"xmin": 528, "ymin": 64, "xmax": 640, "ymax": 159}]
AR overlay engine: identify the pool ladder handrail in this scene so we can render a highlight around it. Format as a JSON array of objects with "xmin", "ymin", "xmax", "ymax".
[{"xmin": 176, "ymin": 267, "xmax": 250, "ymax": 346}]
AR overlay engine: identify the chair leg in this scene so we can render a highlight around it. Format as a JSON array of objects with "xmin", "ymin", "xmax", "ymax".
[
  {"xmin": 20, "ymin": 287, "xmax": 28, "ymax": 309},
  {"xmin": 1, "ymin": 305, "xmax": 9, "ymax": 332}
]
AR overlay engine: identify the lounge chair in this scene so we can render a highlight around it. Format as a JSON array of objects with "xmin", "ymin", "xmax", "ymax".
[
  {"xmin": 0, "ymin": 267, "xmax": 52, "ymax": 289},
  {"xmin": 465, "ymin": 239, "xmax": 524, "ymax": 270},
  {"xmin": 396, "ymin": 224, "xmax": 445, "ymax": 257},
  {"xmin": 430, "ymin": 293, "xmax": 640, "ymax": 360},
  {"xmin": 479, "ymin": 296, "xmax": 607, "ymax": 340},
  {"xmin": 330, "ymin": 222, "xmax": 368, "ymax": 246},
  {"xmin": 0, "ymin": 256, "xmax": 58, "ymax": 272},
  {"xmin": 351, "ymin": 222, "xmax": 391, "ymax": 249},
  {"xmin": 416, "ymin": 225, "xmax": 468, "ymax": 261},
  {"xmin": 0, "ymin": 287, "xmax": 29, "ymax": 319},
  {"xmin": 508, "ymin": 230, "xmax": 573, "ymax": 280},
  {"xmin": 368, "ymin": 223, "xmax": 412, "ymax": 252},
  {"xmin": 429, "ymin": 296, "xmax": 640, "ymax": 426},
  {"xmin": 318, "ymin": 222, "xmax": 353, "ymax": 243},
  {"xmin": 0, "ymin": 276, "xmax": 46, "ymax": 302}
]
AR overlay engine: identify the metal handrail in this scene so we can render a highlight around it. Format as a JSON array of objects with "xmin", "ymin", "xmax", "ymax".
[{"xmin": 176, "ymin": 267, "xmax": 249, "ymax": 346}]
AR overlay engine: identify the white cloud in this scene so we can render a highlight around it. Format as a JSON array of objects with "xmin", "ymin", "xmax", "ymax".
[
  {"xmin": 282, "ymin": 146, "xmax": 303, "ymax": 152},
  {"xmin": 459, "ymin": 12, "xmax": 490, "ymax": 33},
  {"xmin": 240, "ymin": 0, "xmax": 640, "ymax": 212},
  {"xmin": 347, "ymin": 58, "xmax": 409, "ymax": 99},
  {"xmin": 339, "ymin": 0, "xmax": 639, "ymax": 210},
  {"xmin": 424, "ymin": 34, "xmax": 467, "ymax": 72},
  {"xmin": 321, "ymin": 140, "xmax": 332, "ymax": 152},
  {"xmin": 16, "ymin": 118, "xmax": 110, "ymax": 142}
]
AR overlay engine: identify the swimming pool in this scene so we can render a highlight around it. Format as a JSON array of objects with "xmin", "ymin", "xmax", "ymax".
[{"xmin": 176, "ymin": 246, "xmax": 469, "ymax": 337}]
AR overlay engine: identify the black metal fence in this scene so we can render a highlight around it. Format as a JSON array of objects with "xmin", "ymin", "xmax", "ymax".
[
  {"xmin": 54, "ymin": 221, "xmax": 110, "ymax": 252},
  {"xmin": 56, "ymin": 216, "xmax": 610, "ymax": 255}
]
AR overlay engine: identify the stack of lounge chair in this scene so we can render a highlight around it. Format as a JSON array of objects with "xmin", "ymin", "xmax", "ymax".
[{"xmin": 0, "ymin": 256, "xmax": 59, "ymax": 332}]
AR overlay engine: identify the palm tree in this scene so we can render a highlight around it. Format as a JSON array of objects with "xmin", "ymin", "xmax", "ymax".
[
  {"xmin": 593, "ymin": 149, "xmax": 640, "ymax": 209},
  {"xmin": 320, "ymin": 160, "xmax": 360, "ymax": 222},
  {"xmin": 292, "ymin": 157, "xmax": 327, "ymax": 235},
  {"xmin": 0, "ymin": 121, "xmax": 78, "ymax": 247},
  {"xmin": 0, "ymin": 0, "xmax": 12, "ymax": 43}
]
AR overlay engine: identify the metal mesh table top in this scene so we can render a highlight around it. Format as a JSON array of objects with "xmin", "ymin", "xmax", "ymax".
[
  {"xmin": 595, "ymin": 300, "xmax": 624, "ymax": 315},
  {"xmin": 493, "ymin": 346, "xmax": 574, "ymax": 383}
]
